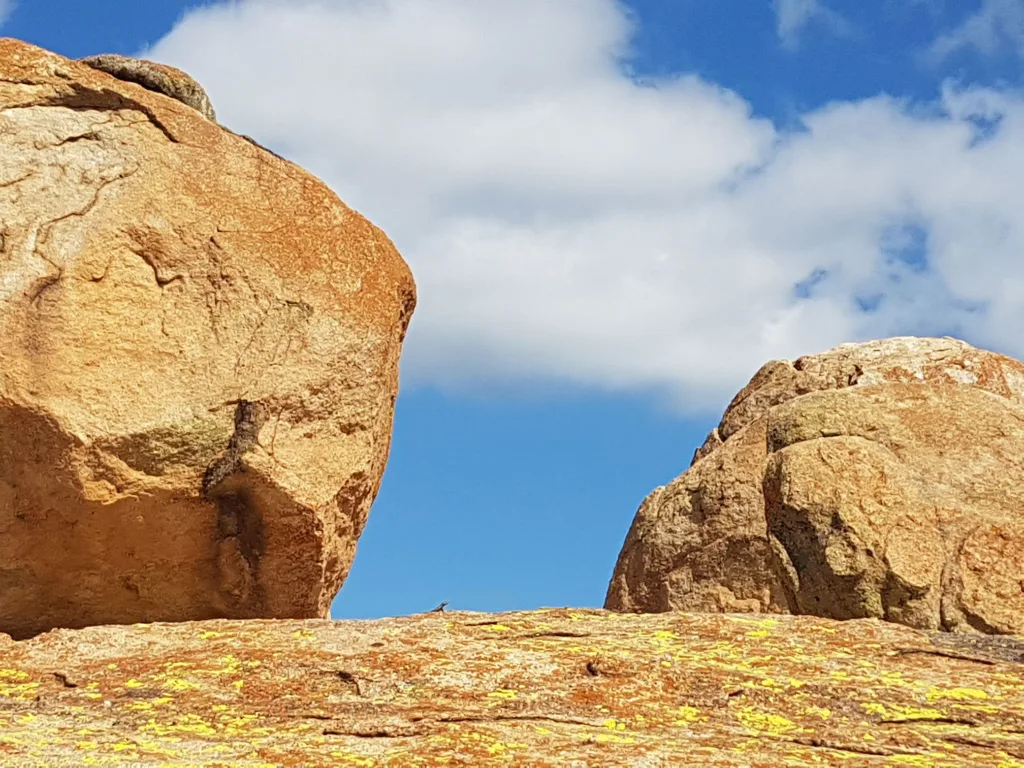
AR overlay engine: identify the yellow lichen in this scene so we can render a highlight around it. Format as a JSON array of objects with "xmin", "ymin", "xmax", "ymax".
[
  {"xmin": 674, "ymin": 706, "xmax": 707, "ymax": 725},
  {"xmin": 0, "ymin": 682, "xmax": 40, "ymax": 699},
  {"xmin": 593, "ymin": 733, "xmax": 636, "ymax": 744},
  {"xmin": 861, "ymin": 702, "xmax": 946, "ymax": 721},
  {"xmin": 161, "ymin": 678, "xmax": 199, "ymax": 693},
  {"xmin": 486, "ymin": 741, "xmax": 523, "ymax": 755},
  {"xmin": 328, "ymin": 754, "xmax": 376, "ymax": 766},
  {"xmin": 735, "ymin": 708, "xmax": 799, "ymax": 736},
  {"xmin": 888, "ymin": 755, "xmax": 940, "ymax": 766},
  {"xmin": 925, "ymin": 687, "xmax": 990, "ymax": 702},
  {"xmin": 487, "ymin": 688, "xmax": 517, "ymax": 700}
]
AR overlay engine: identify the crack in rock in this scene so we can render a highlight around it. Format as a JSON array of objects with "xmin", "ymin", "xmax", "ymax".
[
  {"xmin": 203, "ymin": 401, "xmax": 270, "ymax": 614},
  {"xmin": 42, "ymin": 82, "xmax": 180, "ymax": 143}
]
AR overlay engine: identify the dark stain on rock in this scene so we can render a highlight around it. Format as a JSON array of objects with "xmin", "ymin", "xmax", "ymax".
[
  {"xmin": 202, "ymin": 400, "xmax": 267, "ymax": 497},
  {"xmin": 213, "ymin": 487, "xmax": 267, "ymax": 614},
  {"xmin": 203, "ymin": 400, "xmax": 269, "ymax": 615}
]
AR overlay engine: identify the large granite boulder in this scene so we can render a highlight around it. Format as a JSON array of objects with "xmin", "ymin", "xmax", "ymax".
[
  {"xmin": 606, "ymin": 337, "xmax": 1024, "ymax": 634},
  {"xmin": 0, "ymin": 39, "xmax": 416, "ymax": 639}
]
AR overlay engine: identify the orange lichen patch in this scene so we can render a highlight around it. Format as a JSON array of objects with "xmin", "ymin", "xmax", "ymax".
[{"xmin": 0, "ymin": 611, "xmax": 1021, "ymax": 765}]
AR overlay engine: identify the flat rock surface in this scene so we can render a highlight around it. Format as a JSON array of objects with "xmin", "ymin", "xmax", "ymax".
[{"xmin": 1, "ymin": 610, "xmax": 1022, "ymax": 766}]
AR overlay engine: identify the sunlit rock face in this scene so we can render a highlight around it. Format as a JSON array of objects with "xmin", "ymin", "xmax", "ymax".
[
  {"xmin": 0, "ymin": 39, "xmax": 416, "ymax": 639},
  {"xmin": 607, "ymin": 336, "xmax": 1024, "ymax": 636}
]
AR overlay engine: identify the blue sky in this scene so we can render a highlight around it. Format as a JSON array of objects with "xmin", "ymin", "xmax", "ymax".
[{"xmin": 7, "ymin": 0, "xmax": 1023, "ymax": 618}]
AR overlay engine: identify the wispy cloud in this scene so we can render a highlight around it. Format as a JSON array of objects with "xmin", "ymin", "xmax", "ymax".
[
  {"xmin": 0, "ymin": 1, "xmax": 15, "ymax": 28},
  {"xmin": 773, "ymin": 0, "xmax": 854, "ymax": 50},
  {"xmin": 147, "ymin": 0, "xmax": 1024, "ymax": 413},
  {"xmin": 930, "ymin": 0, "xmax": 1024, "ymax": 60}
]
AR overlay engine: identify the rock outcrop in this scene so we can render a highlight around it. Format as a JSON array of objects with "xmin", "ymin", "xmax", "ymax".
[
  {"xmin": 606, "ymin": 337, "xmax": 1024, "ymax": 635},
  {"xmin": 0, "ymin": 610, "xmax": 1021, "ymax": 766},
  {"xmin": 79, "ymin": 53, "xmax": 217, "ymax": 122},
  {"xmin": 0, "ymin": 39, "xmax": 416, "ymax": 639}
]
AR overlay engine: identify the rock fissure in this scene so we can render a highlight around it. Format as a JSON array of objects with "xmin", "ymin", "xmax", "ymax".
[
  {"xmin": 202, "ymin": 400, "xmax": 268, "ymax": 497},
  {"xmin": 44, "ymin": 83, "xmax": 181, "ymax": 142},
  {"xmin": 792, "ymin": 738, "xmax": 896, "ymax": 758},
  {"xmin": 53, "ymin": 129, "xmax": 102, "ymax": 146},
  {"xmin": 127, "ymin": 244, "xmax": 184, "ymax": 289},
  {"xmin": 0, "ymin": 169, "xmax": 36, "ymax": 188},
  {"xmin": 203, "ymin": 401, "xmax": 270, "ymax": 614},
  {"xmin": 31, "ymin": 166, "xmax": 140, "ymax": 276}
]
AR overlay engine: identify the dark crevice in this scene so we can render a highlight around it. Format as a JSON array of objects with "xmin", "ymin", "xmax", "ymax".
[
  {"xmin": 203, "ymin": 401, "xmax": 269, "ymax": 615},
  {"xmin": 202, "ymin": 401, "xmax": 268, "ymax": 497},
  {"xmin": 438, "ymin": 714, "xmax": 598, "ymax": 728},
  {"xmin": 791, "ymin": 738, "xmax": 895, "ymax": 757},
  {"xmin": 879, "ymin": 716, "xmax": 979, "ymax": 727},
  {"xmin": 28, "ymin": 166, "xmax": 139, "ymax": 301},
  {"xmin": 27, "ymin": 271, "xmax": 62, "ymax": 306},
  {"xmin": 924, "ymin": 632, "xmax": 1024, "ymax": 665},
  {"xmin": 323, "ymin": 726, "xmax": 424, "ymax": 739},
  {"xmin": 51, "ymin": 672, "xmax": 77, "ymax": 688},
  {"xmin": 0, "ymin": 170, "xmax": 35, "ymax": 188},
  {"xmin": 43, "ymin": 83, "xmax": 179, "ymax": 143},
  {"xmin": 893, "ymin": 647, "xmax": 996, "ymax": 666},
  {"xmin": 325, "ymin": 670, "xmax": 363, "ymax": 697},
  {"xmin": 57, "ymin": 131, "xmax": 101, "ymax": 146},
  {"xmin": 127, "ymin": 245, "xmax": 184, "ymax": 288},
  {"xmin": 961, "ymin": 610, "xmax": 1005, "ymax": 636}
]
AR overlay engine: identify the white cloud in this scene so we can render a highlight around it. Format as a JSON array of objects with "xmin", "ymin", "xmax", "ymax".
[
  {"xmin": 145, "ymin": 0, "xmax": 1024, "ymax": 413},
  {"xmin": 930, "ymin": 0, "xmax": 1024, "ymax": 60},
  {"xmin": 773, "ymin": 0, "xmax": 853, "ymax": 49},
  {"xmin": 0, "ymin": 1, "xmax": 15, "ymax": 27}
]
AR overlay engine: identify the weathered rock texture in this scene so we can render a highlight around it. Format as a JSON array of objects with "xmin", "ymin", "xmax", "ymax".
[
  {"xmin": 0, "ymin": 39, "xmax": 416, "ymax": 639},
  {"xmin": 79, "ymin": 53, "xmax": 217, "ymax": 122},
  {"xmin": 0, "ymin": 611, "xmax": 1021, "ymax": 766},
  {"xmin": 606, "ymin": 337, "xmax": 1024, "ymax": 635}
]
